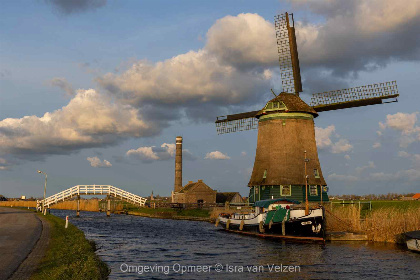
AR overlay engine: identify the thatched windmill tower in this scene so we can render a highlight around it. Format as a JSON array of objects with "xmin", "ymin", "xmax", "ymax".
[{"xmin": 215, "ymin": 13, "xmax": 399, "ymax": 204}]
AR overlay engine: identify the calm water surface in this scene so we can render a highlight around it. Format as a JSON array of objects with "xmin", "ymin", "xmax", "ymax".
[{"xmin": 52, "ymin": 210, "xmax": 419, "ymax": 280}]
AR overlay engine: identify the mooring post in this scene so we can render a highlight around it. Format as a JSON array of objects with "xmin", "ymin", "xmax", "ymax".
[
  {"xmin": 282, "ymin": 220, "xmax": 286, "ymax": 236},
  {"xmin": 107, "ymin": 195, "xmax": 111, "ymax": 217},
  {"xmin": 76, "ymin": 195, "xmax": 80, "ymax": 217}
]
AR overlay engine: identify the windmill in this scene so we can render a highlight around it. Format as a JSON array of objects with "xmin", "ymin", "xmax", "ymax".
[{"xmin": 214, "ymin": 12, "xmax": 399, "ymax": 204}]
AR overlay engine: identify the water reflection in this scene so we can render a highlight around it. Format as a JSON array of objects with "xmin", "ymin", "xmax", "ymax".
[{"xmin": 51, "ymin": 210, "xmax": 419, "ymax": 280}]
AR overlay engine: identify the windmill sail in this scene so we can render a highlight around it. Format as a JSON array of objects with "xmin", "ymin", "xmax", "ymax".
[
  {"xmin": 310, "ymin": 81, "xmax": 399, "ymax": 112},
  {"xmin": 275, "ymin": 13, "xmax": 302, "ymax": 95},
  {"xmin": 215, "ymin": 111, "xmax": 259, "ymax": 135}
]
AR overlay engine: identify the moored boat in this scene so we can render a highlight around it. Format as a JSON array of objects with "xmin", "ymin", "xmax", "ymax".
[
  {"xmin": 405, "ymin": 231, "xmax": 420, "ymax": 252},
  {"xmin": 216, "ymin": 198, "xmax": 325, "ymax": 239}
]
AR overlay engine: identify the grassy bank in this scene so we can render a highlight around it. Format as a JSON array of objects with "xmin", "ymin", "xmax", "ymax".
[
  {"xmin": 128, "ymin": 206, "xmax": 212, "ymax": 220},
  {"xmin": 31, "ymin": 213, "xmax": 109, "ymax": 280}
]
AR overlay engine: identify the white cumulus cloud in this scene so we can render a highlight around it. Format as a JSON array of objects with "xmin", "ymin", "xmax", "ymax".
[
  {"xmin": 126, "ymin": 143, "xmax": 194, "ymax": 163},
  {"xmin": 370, "ymin": 169, "xmax": 420, "ymax": 182},
  {"xmin": 205, "ymin": 13, "xmax": 277, "ymax": 70},
  {"xmin": 315, "ymin": 125, "xmax": 335, "ymax": 149},
  {"xmin": 377, "ymin": 112, "xmax": 420, "ymax": 148},
  {"xmin": 398, "ymin": 151, "xmax": 411, "ymax": 158},
  {"xmin": 87, "ymin": 156, "xmax": 112, "ymax": 168},
  {"xmin": 315, "ymin": 125, "xmax": 353, "ymax": 153},
  {"xmin": 204, "ymin": 151, "xmax": 230, "ymax": 160},
  {"xmin": 372, "ymin": 142, "xmax": 381, "ymax": 149},
  {"xmin": 356, "ymin": 161, "xmax": 376, "ymax": 174},
  {"xmin": 290, "ymin": 0, "xmax": 420, "ymax": 77},
  {"xmin": 0, "ymin": 157, "xmax": 13, "ymax": 170},
  {"xmin": 331, "ymin": 139, "xmax": 353, "ymax": 154},
  {"xmin": 0, "ymin": 89, "xmax": 156, "ymax": 161},
  {"xmin": 327, "ymin": 173, "xmax": 359, "ymax": 182},
  {"xmin": 382, "ymin": 112, "xmax": 418, "ymax": 133}
]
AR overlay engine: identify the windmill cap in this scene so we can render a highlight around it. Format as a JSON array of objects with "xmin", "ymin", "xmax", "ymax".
[{"xmin": 256, "ymin": 92, "xmax": 318, "ymax": 118}]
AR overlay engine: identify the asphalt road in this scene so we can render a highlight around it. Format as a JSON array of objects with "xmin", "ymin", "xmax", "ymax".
[{"xmin": 0, "ymin": 207, "xmax": 42, "ymax": 280}]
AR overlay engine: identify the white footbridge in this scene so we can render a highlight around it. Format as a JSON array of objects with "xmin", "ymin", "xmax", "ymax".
[{"xmin": 38, "ymin": 185, "xmax": 147, "ymax": 209}]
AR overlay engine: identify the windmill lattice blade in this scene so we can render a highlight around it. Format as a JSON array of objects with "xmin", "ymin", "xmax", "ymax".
[
  {"xmin": 215, "ymin": 111, "xmax": 259, "ymax": 135},
  {"xmin": 310, "ymin": 81, "xmax": 399, "ymax": 112},
  {"xmin": 275, "ymin": 13, "xmax": 301, "ymax": 94}
]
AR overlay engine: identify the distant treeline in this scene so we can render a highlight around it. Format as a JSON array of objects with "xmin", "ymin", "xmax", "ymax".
[{"xmin": 331, "ymin": 193, "xmax": 417, "ymax": 200}]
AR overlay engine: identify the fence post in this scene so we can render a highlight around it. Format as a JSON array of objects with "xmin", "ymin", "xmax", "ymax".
[
  {"xmin": 106, "ymin": 195, "xmax": 111, "ymax": 217},
  {"xmin": 76, "ymin": 195, "xmax": 80, "ymax": 217}
]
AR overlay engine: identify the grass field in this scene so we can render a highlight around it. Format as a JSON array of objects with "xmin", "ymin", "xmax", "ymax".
[
  {"xmin": 370, "ymin": 200, "xmax": 420, "ymax": 210},
  {"xmin": 31, "ymin": 212, "xmax": 109, "ymax": 280}
]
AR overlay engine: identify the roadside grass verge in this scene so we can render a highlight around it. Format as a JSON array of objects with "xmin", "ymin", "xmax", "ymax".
[{"xmin": 31, "ymin": 213, "xmax": 109, "ymax": 280}]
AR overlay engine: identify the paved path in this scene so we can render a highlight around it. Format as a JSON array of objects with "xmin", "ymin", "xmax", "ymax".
[{"xmin": 0, "ymin": 207, "xmax": 47, "ymax": 280}]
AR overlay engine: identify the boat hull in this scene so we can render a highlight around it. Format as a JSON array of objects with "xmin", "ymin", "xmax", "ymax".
[
  {"xmin": 217, "ymin": 208, "xmax": 325, "ymax": 238},
  {"xmin": 405, "ymin": 231, "xmax": 420, "ymax": 252},
  {"xmin": 266, "ymin": 215, "xmax": 324, "ymax": 237},
  {"xmin": 406, "ymin": 239, "xmax": 420, "ymax": 252}
]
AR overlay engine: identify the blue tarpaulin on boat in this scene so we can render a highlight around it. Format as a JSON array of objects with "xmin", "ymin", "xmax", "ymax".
[{"xmin": 254, "ymin": 198, "xmax": 300, "ymax": 209}]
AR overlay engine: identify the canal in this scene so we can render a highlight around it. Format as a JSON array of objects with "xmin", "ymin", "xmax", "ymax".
[{"xmin": 51, "ymin": 210, "xmax": 419, "ymax": 279}]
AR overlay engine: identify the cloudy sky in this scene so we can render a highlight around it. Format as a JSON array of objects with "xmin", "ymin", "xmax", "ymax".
[{"xmin": 1, "ymin": 0, "xmax": 419, "ymax": 198}]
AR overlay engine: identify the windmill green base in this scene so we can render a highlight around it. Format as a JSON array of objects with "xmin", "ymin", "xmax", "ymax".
[{"xmin": 248, "ymin": 185, "xmax": 329, "ymax": 204}]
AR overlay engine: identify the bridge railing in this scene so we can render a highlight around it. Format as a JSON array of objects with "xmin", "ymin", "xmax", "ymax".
[
  {"xmin": 41, "ymin": 185, "xmax": 147, "ymax": 208},
  {"xmin": 44, "ymin": 186, "xmax": 78, "ymax": 207},
  {"xmin": 110, "ymin": 186, "xmax": 147, "ymax": 206}
]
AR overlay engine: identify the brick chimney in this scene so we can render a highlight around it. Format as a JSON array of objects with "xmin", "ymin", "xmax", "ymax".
[{"xmin": 174, "ymin": 136, "xmax": 183, "ymax": 192}]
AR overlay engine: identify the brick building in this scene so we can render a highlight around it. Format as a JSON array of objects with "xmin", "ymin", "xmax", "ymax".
[{"xmin": 172, "ymin": 180, "xmax": 216, "ymax": 204}]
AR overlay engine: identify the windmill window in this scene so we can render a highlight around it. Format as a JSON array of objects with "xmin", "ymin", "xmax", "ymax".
[
  {"xmin": 264, "ymin": 101, "xmax": 287, "ymax": 111},
  {"xmin": 314, "ymin": 169, "xmax": 320, "ymax": 178},
  {"xmin": 263, "ymin": 169, "xmax": 267, "ymax": 179},
  {"xmin": 310, "ymin": 185, "xmax": 318, "ymax": 196},
  {"xmin": 278, "ymin": 102, "xmax": 286, "ymax": 109},
  {"xmin": 281, "ymin": 185, "xmax": 291, "ymax": 196}
]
